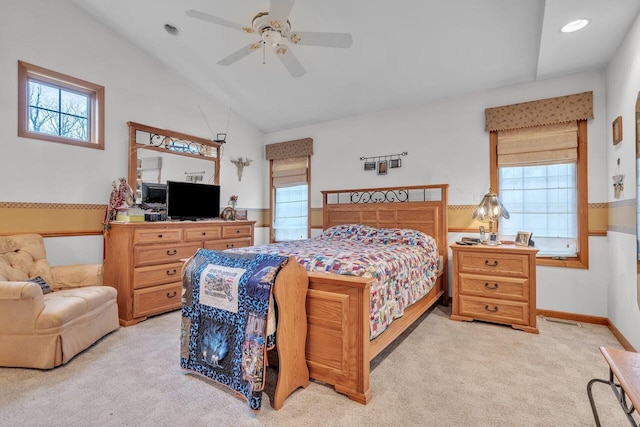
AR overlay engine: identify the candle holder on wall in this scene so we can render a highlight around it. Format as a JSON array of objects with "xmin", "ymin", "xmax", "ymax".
[{"xmin": 360, "ymin": 151, "xmax": 407, "ymax": 173}]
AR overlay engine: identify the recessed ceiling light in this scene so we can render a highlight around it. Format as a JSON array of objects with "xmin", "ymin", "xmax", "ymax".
[
  {"xmin": 164, "ymin": 23, "xmax": 181, "ymax": 36},
  {"xmin": 560, "ymin": 19, "xmax": 589, "ymax": 33}
]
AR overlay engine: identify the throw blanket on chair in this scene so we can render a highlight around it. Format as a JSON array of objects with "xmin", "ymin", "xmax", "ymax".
[{"xmin": 180, "ymin": 249, "xmax": 288, "ymax": 410}]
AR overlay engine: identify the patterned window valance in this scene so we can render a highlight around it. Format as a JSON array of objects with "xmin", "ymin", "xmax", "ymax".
[
  {"xmin": 265, "ymin": 138, "xmax": 313, "ymax": 160},
  {"xmin": 485, "ymin": 91, "xmax": 593, "ymax": 132}
]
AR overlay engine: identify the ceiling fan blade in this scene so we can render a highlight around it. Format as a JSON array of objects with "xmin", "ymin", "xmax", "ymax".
[
  {"xmin": 268, "ymin": 0, "xmax": 295, "ymax": 31},
  {"xmin": 186, "ymin": 9, "xmax": 253, "ymax": 33},
  {"xmin": 217, "ymin": 42, "xmax": 263, "ymax": 66},
  {"xmin": 289, "ymin": 31, "xmax": 352, "ymax": 48},
  {"xmin": 274, "ymin": 45, "xmax": 305, "ymax": 78}
]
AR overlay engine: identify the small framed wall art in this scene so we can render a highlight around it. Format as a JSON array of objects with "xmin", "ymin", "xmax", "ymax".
[
  {"xmin": 377, "ymin": 160, "xmax": 388, "ymax": 175},
  {"xmin": 612, "ymin": 116, "xmax": 622, "ymax": 145}
]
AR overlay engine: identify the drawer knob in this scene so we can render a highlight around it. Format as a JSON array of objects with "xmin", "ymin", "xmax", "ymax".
[
  {"xmin": 166, "ymin": 291, "xmax": 177, "ymax": 299},
  {"xmin": 158, "ymin": 234, "xmax": 163, "ymax": 238},
  {"xmin": 166, "ymin": 249, "xmax": 178, "ymax": 256},
  {"xmin": 166, "ymin": 269, "xmax": 177, "ymax": 276},
  {"xmin": 484, "ymin": 282, "xmax": 499, "ymax": 290},
  {"xmin": 484, "ymin": 305, "xmax": 498, "ymax": 313},
  {"xmin": 236, "ymin": 229, "xmax": 240, "ymax": 233},
  {"xmin": 484, "ymin": 260, "xmax": 499, "ymax": 267},
  {"xmin": 202, "ymin": 232, "xmax": 206, "ymax": 236},
  {"xmin": 227, "ymin": 244, "xmax": 234, "ymax": 248}
]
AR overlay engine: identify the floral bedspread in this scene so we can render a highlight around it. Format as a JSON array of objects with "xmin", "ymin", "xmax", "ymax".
[{"xmin": 229, "ymin": 224, "xmax": 439, "ymax": 339}]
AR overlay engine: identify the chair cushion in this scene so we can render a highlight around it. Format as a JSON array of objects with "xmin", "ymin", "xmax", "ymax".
[
  {"xmin": 37, "ymin": 287, "xmax": 117, "ymax": 330},
  {"xmin": 0, "ymin": 235, "xmax": 53, "ymax": 285}
]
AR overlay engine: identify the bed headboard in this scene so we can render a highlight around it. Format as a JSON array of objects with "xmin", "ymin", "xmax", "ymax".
[{"xmin": 321, "ymin": 184, "xmax": 449, "ymax": 276}]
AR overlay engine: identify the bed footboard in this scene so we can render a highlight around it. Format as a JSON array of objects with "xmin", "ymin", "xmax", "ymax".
[{"xmin": 306, "ymin": 272, "xmax": 374, "ymax": 404}]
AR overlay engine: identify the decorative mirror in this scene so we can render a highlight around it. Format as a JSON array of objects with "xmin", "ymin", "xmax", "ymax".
[{"xmin": 127, "ymin": 121, "xmax": 221, "ymax": 203}]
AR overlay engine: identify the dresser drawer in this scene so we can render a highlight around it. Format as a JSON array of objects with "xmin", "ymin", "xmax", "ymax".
[
  {"xmin": 184, "ymin": 227, "xmax": 221, "ymax": 242},
  {"xmin": 457, "ymin": 251, "xmax": 529, "ymax": 277},
  {"xmin": 133, "ymin": 262, "xmax": 184, "ymax": 289},
  {"xmin": 134, "ymin": 242, "xmax": 202, "ymax": 267},
  {"xmin": 459, "ymin": 273, "xmax": 528, "ymax": 301},
  {"xmin": 133, "ymin": 282, "xmax": 182, "ymax": 318},
  {"xmin": 133, "ymin": 228, "xmax": 182, "ymax": 245},
  {"xmin": 204, "ymin": 238, "xmax": 252, "ymax": 251},
  {"xmin": 222, "ymin": 224, "xmax": 252, "ymax": 239},
  {"xmin": 458, "ymin": 295, "xmax": 528, "ymax": 326}
]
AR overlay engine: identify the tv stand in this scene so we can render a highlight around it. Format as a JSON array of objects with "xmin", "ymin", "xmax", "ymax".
[{"xmin": 103, "ymin": 220, "xmax": 255, "ymax": 326}]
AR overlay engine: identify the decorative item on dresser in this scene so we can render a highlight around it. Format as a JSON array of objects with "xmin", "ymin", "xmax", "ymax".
[
  {"xmin": 472, "ymin": 190, "xmax": 510, "ymax": 245},
  {"xmin": 450, "ymin": 243, "xmax": 539, "ymax": 333},
  {"xmin": 103, "ymin": 220, "xmax": 255, "ymax": 326}
]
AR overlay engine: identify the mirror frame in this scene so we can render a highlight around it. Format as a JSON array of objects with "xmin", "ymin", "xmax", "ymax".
[{"xmin": 127, "ymin": 121, "xmax": 221, "ymax": 197}]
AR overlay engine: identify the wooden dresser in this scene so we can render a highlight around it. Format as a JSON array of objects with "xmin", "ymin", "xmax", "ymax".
[
  {"xmin": 450, "ymin": 243, "xmax": 539, "ymax": 333},
  {"xmin": 104, "ymin": 220, "xmax": 255, "ymax": 326}
]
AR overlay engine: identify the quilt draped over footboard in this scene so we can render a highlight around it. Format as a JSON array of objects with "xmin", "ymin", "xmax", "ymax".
[{"xmin": 180, "ymin": 249, "xmax": 289, "ymax": 410}]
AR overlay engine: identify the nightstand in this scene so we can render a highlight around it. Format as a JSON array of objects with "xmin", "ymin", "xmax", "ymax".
[{"xmin": 450, "ymin": 243, "xmax": 539, "ymax": 333}]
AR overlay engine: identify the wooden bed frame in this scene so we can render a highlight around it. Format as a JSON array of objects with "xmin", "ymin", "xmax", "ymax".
[{"xmin": 301, "ymin": 184, "xmax": 449, "ymax": 404}]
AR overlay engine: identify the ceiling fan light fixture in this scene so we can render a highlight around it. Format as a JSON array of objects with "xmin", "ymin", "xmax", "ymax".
[{"xmin": 560, "ymin": 19, "xmax": 589, "ymax": 33}]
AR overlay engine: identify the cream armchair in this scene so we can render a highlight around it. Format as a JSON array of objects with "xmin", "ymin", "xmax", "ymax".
[{"xmin": 0, "ymin": 234, "xmax": 119, "ymax": 369}]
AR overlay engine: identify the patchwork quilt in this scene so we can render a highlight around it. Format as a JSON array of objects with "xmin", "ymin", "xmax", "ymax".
[
  {"xmin": 180, "ymin": 249, "xmax": 288, "ymax": 410},
  {"xmin": 229, "ymin": 224, "xmax": 439, "ymax": 339}
]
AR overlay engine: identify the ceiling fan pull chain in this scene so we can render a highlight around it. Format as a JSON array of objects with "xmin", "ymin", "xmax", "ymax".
[{"xmin": 263, "ymin": 42, "xmax": 266, "ymax": 65}]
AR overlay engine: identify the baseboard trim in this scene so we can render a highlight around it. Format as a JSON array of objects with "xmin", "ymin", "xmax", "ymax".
[{"xmin": 537, "ymin": 308, "xmax": 636, "ymax": 352}]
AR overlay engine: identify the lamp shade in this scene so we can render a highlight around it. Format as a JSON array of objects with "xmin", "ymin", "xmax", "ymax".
[{"xmin": 472, "ymin": 191, "xmax": 510, "ymax": 222}]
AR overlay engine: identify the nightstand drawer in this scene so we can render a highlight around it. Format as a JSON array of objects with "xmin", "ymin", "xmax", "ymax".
[
  {"xmin": 459, "ymin": 273, "xmax": 528, "ymax": 301},
  {"xmin": 457, "ymin": 251, "xmax": 529, "ymax": 277},
  {"xmin": 458, "ymin": 295, "xmax": 528, "ymax": 326}
]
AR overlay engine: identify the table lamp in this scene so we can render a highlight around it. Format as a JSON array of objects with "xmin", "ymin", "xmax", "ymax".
[{"xmin": 472, "ymin": 190, "xmax": 510, "ymax": 245}]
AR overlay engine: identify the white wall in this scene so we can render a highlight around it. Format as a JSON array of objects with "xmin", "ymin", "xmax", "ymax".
[
  {"xmin": 0, "ymin": 0, "xmax": 265, "ymax": 263},
  {"xmin": 265, "ymin": 70, "xmax": 610, "ymax": 318},
  {"xmin": 605, "ymin": 11, "xmax": 640, "ymax": 350}
]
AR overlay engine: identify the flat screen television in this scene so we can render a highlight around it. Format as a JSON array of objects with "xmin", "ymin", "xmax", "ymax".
[
  {"xmin": 166, "ymin": 181, "xmax": 220, "ymax": 220},
  {"xmin": 141, "ymin": 182, "xmax": 167, "ymax": 204}
]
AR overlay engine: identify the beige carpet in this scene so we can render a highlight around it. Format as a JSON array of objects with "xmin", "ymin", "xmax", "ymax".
[{"xmin": 1, "ymin": 306, "xmax": 634, "ymax": 426}]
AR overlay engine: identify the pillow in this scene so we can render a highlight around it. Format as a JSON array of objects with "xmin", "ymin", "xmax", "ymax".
[
  {"xmin": 318, "ymin": 224, "xmax": 377, "ymax": 241},
  {"xmin": 29, "ymin": 276, "xmax": 52, "ymax": 294}
]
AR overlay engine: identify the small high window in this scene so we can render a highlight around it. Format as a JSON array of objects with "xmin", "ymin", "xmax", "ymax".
[{"xmin": 18, "ymin": 61, "xmax": 104, "ymax": 149}]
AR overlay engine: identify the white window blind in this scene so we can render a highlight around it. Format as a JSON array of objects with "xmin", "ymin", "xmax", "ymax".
[{"xmin": 274, "ymin": 184, "xmax": 308, "ymax": 241}]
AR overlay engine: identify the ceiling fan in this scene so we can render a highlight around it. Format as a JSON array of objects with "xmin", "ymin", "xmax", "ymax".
[{"xmin": 185, "ymin": 0, "xmax": 353, "ymax": 78}]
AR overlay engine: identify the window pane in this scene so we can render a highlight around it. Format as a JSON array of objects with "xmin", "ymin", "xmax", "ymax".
[
  {"xmin": 500, "ymin": 164, "xmax": 577, "ymax": 256},
  {"xmin": 27, "ymin": 78, "xmax": 90, "ymax": 141},
  {"xmin": 274, "ymin": 184, "xmax": 308, "ymax": 241},
  {"xmin": 60, "ymin": 90, "xmax": 88, "ymax": 117}
]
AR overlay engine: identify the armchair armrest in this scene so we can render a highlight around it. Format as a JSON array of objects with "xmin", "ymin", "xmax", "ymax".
[
  {"xmin": 0, "ymin": 281, "xmax": 44, "ymax": 333},
  {"xmin": 51, "ymin": 264, "xmax": 103, "ymax": 290}
]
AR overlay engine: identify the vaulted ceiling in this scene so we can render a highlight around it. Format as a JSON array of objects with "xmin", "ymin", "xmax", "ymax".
[{"xmin": 70, "ymin": 0, "xmax": 640, "ymax": 133}]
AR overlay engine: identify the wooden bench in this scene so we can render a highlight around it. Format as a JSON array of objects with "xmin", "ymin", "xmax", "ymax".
[{"xmin": 587, "ymin": 346, "xmax": 640, "ymax": 426}]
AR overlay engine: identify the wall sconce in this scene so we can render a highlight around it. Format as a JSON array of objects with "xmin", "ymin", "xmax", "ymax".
[
  {"xmin": 230, "ymin": 157, "xmax": 253, "ymax": 182},
  {"xmin": 472, "ymin": 190, "xmax": 510, "ymax": 245}
]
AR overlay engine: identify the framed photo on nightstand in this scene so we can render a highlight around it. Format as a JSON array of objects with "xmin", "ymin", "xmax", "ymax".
[{"xmin": 515, "ymin": 231, "xmax": 532, "ymax": 246}]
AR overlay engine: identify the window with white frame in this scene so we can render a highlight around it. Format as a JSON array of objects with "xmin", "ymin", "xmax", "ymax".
[{"xmin": 18, "ymin": 61, "xmax": 104, "ymax": 149}]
